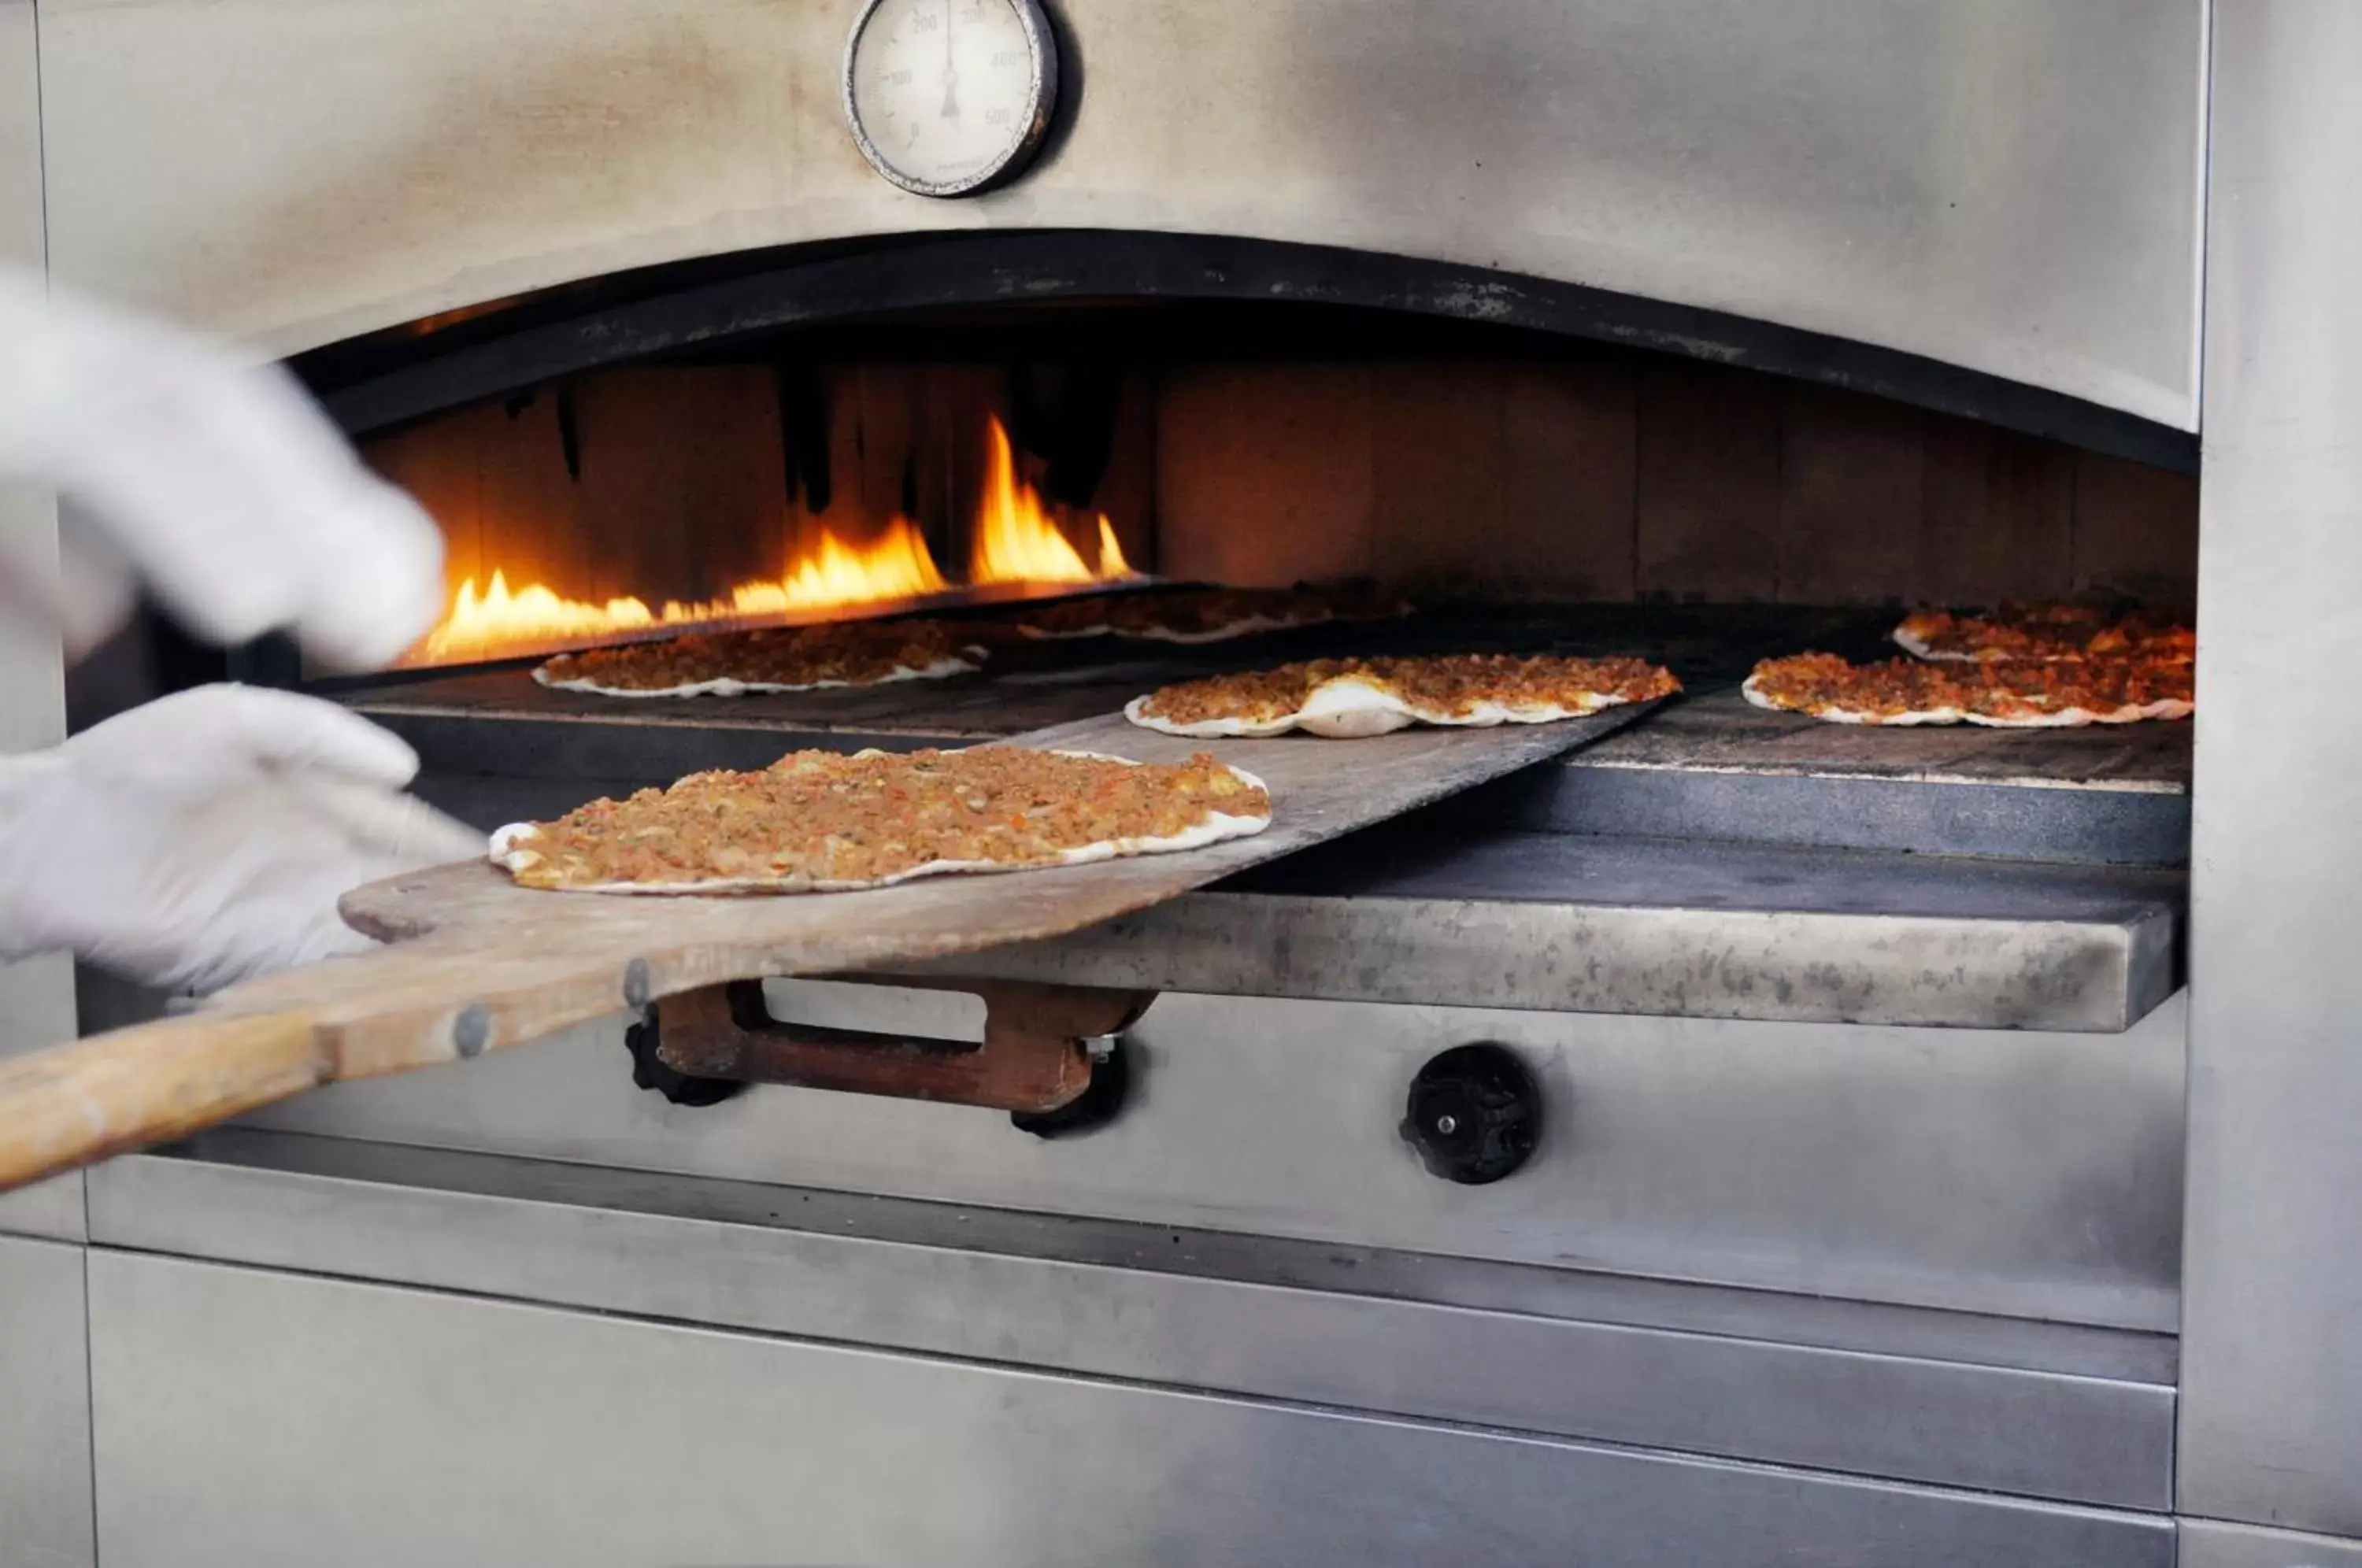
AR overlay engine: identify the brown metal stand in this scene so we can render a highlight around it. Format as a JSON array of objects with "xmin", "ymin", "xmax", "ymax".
[{"xmin": 648, "ymin": 976, "xmax": 1156, "ymax": 1114}]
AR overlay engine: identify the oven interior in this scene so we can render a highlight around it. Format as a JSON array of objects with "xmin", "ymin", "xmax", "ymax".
[
  {"xmin": 282, "ymin": 290, "xmax": 2193, "ymax": 1037},
  {"xmin": 62, "ymin": 288, "xmax": 2194, "ymax": 1057}
]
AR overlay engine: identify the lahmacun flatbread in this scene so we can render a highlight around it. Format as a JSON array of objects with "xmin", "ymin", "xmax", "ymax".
[
  {"xmin": 1745, "ymin": 652, "xmax": 2194, "ymax": 727},
  {"xmin": 535, "ymin": 619, "xmax": 985, "ymax": 698},
  {"xmin": 1893, "ymin": 605, "xmax": 2194, "ymax": 665},
  {"xmin": 1127, "ymin": 653, "xmax": 1681, "ymax": 739},
  {"xmin": 490, "ymin": 746, "xmax": 1272, "ymax": 894},
  {"xmin": 1016, "ymin": 581, "xmax": 1411, "ymax": 645}
]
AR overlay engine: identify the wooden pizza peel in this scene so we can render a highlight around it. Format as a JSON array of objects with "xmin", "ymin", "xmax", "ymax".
[{"xmin": 0, "ymin": 704, "xmax": 1653, "ymax": 1192}]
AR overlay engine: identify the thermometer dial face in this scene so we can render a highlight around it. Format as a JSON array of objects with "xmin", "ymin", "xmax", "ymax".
[{"xmin": 843, "ymin": 0, "xmax": 1057, "ymax": 198}]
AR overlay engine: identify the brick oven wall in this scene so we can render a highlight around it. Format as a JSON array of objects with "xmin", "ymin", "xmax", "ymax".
[
  {"xmin": 1156, "ymin": 360, "xmax": 2195, "ymax": 611},
  {"xmin": 362, "ymin": 353, "xmax": 2197, "ymax": 664}
]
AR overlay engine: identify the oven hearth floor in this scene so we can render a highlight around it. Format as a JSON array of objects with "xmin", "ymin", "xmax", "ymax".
[
  {"xmin": 337, "ymin": 603, "xmax": 2188, "ymax": 865},
  {"xmin": 323, "ymin": 605, "xmax": 2187, "ymax": 1032}
]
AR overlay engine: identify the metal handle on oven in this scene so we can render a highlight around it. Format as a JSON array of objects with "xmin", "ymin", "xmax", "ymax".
[{"xmin": 645, "ymin": 976, "xmax": 1155, "ymax": 1115}]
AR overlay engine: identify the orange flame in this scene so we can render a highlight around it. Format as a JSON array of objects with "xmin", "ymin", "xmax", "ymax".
[
  {"xmin": 722, "ymin": 516, "xmax": 949, "ymax": 619},
  {"xmin": 418, "ymin": 573, "xmax": 660, "ymax": 663},
  {"xmin": 970, "ymin": 416, "xmax": 1134, "ymax": 584},
  {"xmin": 410, "ymin": 415, "xmax": 1135, "ymax": 666},
  {"xmin": 419, "ymin": 518, "xmax": 948, "ymax": 664}
]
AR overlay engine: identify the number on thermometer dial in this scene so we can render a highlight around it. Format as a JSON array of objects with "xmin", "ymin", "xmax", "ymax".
[{"xmin": 843, "ymin": 0, "xmax": 1057, "ymax": 198}]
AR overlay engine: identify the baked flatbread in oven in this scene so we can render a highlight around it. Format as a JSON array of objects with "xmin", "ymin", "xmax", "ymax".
[
  {"xmin": 1015, "ymin": 582, "xmax": 1410, "ymax": 645},
  {"xmin": 1127, "ymin": 653, "xmax": 1681, "ymax": 739},
  {"xmin": 490, "ymin": 746, "xmax": 1272, "ymax": 894},
  {"xmin": 1892, "ymin": 605, "xmax": 2195, "ymax": 665},
  {"xmin": 534, "ymin": 619, "xmax": 985, "ymax": 698},
  {"xmin": 1745, "ymin": 652, "xmax": 2194, "ymax": 727}
]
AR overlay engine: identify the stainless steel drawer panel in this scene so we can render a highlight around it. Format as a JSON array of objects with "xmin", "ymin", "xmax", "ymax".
[
  {"xmin": 87, "ymin": 1251, "xmax": 2174, "ymax": 1568},
  {"xmin": 0, "ymin": 952, "xmax": 84, "ymax": 1241},
  {"xmin": 90, "ymin": 1141, "xmax": 2175, "ymax": 1510},
  {"xmin": 249, "ymin": 992, "xmax": 2186, "ymax": 1329},
  {"xmin": 2180, "ymin": 1521, "xmax": 2362, "ymax": 1568},
  {"xmin": 0, "ymin": 1169, "xmax": 83, "ymax": 1242},
  {"xmin": 0, "ymin": 1235, "xmax": 96, "ymax": 1568}
]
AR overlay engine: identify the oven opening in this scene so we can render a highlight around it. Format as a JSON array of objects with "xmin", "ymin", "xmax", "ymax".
[
  {"xmin": 281, "ymin": 239, "xmax": 2196, "ymax": 1036},
  {"xmin": 339, "ymin": 286, "xmax": 2198, "ymax": 676}
]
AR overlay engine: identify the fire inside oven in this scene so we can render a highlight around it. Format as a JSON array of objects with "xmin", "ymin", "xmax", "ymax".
[
  {"xmin": 298, "ymin": 243, "xmax": 2198, "ymax": 985},
  {"xmin": 343, "ymin": 303, "xmax": 2197, "ymax": 660},
  {"xmin": 383, "ymin": 372, "xmax": 1143, "ymax": 671}
]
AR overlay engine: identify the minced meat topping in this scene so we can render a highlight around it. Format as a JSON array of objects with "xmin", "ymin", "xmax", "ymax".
[
  {"xmin": 1138, "ymin": 653, "xmax": 1682, "ymax": 726},
  {"xmin": 1017, "ymin": 581, "xmax": 1409, "ymax": 641},
  {"xmin": 1748, "ymin": 653, "xmax": 1970, "ymax": 716},
  {"xmin": 501, "ymin": 748, "xmax": 1271, "ymax": 891},
  {"xmin": 1897, "ymin": 605, "xmax": 2194, "ymax": 664},
  {"xmin": 1750, "ymin": 652, "xmax": 2194, "ymax": 722},
  {"xmin": 1967, "ymin": 656, "xmax": 2196, "ymax": 719},
  {"xmin": 538, "ymin": 618, "xmax": 978, "ymax": 692}
]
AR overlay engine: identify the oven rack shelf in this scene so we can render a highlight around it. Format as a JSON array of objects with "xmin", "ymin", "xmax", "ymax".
[
  {"xmin": 330, "ymin": 604, "xmax": 2189, "ymax": 1034},
  {"xmin": 1451, "ymin": 687, "xmax": 2187, "ymax": 866},
  {"xmin": 342, "ymin": 603, "xmax": 2189, "ymax": 865}
]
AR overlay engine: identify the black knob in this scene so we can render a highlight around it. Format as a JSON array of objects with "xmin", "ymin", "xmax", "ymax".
[
  {"xmin": 1400, "ymin": 1044, "xmax": 1540, "ymax": 1184},
  {"xmin": 624, "ymin": 1008, "xmax": 745, "ymax": 1108}
]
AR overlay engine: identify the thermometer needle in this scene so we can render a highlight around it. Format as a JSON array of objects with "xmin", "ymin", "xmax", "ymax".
[{"xmin": 941, "ymin": 0, "xmax": 959, "ymax": 118}]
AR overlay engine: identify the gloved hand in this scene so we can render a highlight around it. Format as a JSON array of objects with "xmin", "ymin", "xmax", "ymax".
[
  {"xmin": 0, "ymin": 268, "xmax": 445, "ymax": 669},
  {"xmin": 0, "ymin": 685, "xmax": 482, "ymax": 995}
]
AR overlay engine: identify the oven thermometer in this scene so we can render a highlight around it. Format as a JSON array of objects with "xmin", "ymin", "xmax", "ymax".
[{"xmin": 843, "ymin": 0, "xmax": 1059, "ymax": 198}]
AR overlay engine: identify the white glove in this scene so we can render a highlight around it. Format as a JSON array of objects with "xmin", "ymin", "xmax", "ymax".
[
  {"xmin": 0, "ymin": 268, "xmax": 445, "ymax": 670},
  {"xmin": 0, "ymin": 685, "xmax": 482, "ymax": 995}
]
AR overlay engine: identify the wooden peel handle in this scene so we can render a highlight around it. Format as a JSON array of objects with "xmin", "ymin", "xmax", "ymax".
[{"xmin": 0, "ymin": 1011, "xmax": 327, "ymax": 1194}]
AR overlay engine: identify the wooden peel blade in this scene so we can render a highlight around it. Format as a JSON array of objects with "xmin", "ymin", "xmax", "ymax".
[{"xmin": 0, "ymin": 702, "xmax": 1656, "ymax": 1193}]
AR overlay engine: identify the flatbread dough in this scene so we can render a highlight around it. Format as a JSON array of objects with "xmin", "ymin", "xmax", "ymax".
[
  {"xmin": 1740, "ymin": 674, "xmax": 1963, "ymax": 726},
  {"xmin": 536, "ymin": 656, "xmax": 978, "ymax": 700},
  {"xmin": 1127, "ymin": 654, "xmax": 1682, "ymax": 739},
  {"xmin": 1015, "ymin": 582, "xmax": 1410, "ymax": 645},
  {"xmin": 535, "ymin": 619, "xmax": 986, "ymax": 698},
  {"xmin": 1745, "ymin": 653, "xmax": 2193, "ymax": 727},
  {"xmin": 491, "ymin": 747, "xmax": 1272, "ymax": 895},
  {"xmin": 1892, "ymin": 605, "xmax": 2194, "ymax": 665}
]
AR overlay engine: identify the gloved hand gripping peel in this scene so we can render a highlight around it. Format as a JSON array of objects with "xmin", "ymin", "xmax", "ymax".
[{"xmin": 0, "ymin": 686, "xmax": 482, "ymax": 994}]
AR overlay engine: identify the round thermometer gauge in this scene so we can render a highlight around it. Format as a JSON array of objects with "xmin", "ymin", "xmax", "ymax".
[{"xmin": 843, "ymin": 0, "xmax": 1058, "ymax": 198}]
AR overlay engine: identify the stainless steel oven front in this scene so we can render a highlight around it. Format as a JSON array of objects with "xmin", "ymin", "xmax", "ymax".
[{"xmin": 6, "ymin": 3, "xmax": 2357, "ymax": 1566}]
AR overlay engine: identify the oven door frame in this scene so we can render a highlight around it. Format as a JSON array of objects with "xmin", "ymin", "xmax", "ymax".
[{"xmin": 2178, "ymin": 2, "xmax": 2362, "ymax": 1546}]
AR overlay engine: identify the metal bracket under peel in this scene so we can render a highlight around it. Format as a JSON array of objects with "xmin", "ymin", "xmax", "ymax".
[{"xmin": 644, "ymin": 977, "xmax": 1155, "ymax": 1115}]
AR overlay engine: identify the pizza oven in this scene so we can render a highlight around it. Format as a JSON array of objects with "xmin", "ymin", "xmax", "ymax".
[
  {"xmin": 135, "ymin": 239, "xmax": 2219, "ymax": 1560},
  {"xmin": 8, "ymin": 4, "xmax": 2358, "ymax": 1566},
  {"xmin": 268, "ymin": 242, "xmax": 2201, "ymax": 870}
]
